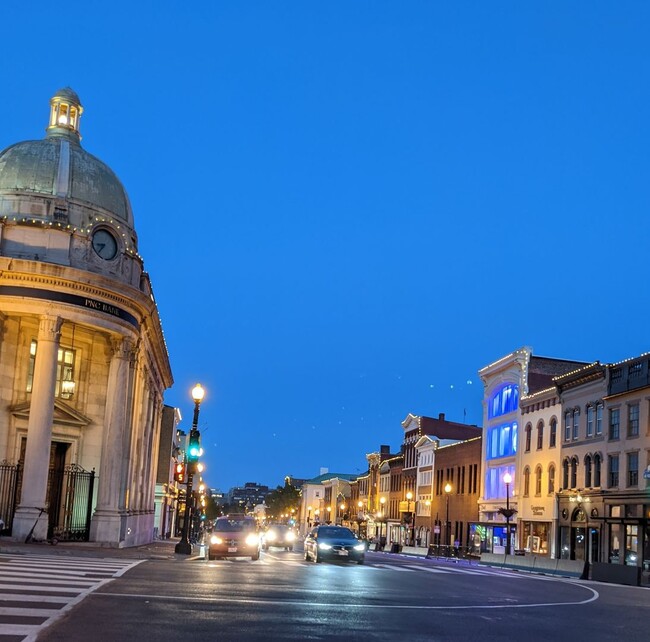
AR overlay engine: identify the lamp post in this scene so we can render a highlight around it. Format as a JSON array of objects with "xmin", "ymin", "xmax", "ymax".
[
  {"xmin": 339, "ymin": 503, "xmax": 346, "ymax": 526},
  {"xmin": 444, "ymin": 483, "xmax": 452, "ymax": 547},
  {"xmin": 307, "ymin": 505, "xmax": 312, "ymax": 529},
  {"xmin": 175, "ymin": 383, "xmax": 205, "ymax": 555},
  {"xmin": 357, "ymin": 500, "xmax": 364, "ymax": 537},
  {"xmin": 406, "ymin": 491, "xmax": 415, "ymax": 546},
  {"xmin": 503, "ymin": 472, "xmax": 513, "ymax": 555},
  {"xmin": 425, "ymin": 500, "xmax": 432, "ymax": 547}
]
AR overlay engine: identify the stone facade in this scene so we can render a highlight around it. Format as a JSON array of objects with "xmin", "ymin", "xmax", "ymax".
[{"xmin": 0, "ymin": 89, "xmax": 172, "ymax": 547}]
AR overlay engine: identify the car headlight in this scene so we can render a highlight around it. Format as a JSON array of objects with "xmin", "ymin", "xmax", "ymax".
[
  {"xmin": 210, "ymin": 536, "xmax": 223, "ymax": 545},
  {"xmin": 318, "ymin": 543, "xmax": 332, "ymax": 550},
  {"xmin": 266, "ymin": 531, "xmax": 277, "ymax": 541},
  {"xmin": 245, "ymin": 533, "xmax": 260, "ymax": 546},
  {"xmin": 286, "ymin": 532, "xmax": 296, "ymax": 542},
  {"xmin": 354, "ymin": 544, "xmax": 365, "ymax": 551}
]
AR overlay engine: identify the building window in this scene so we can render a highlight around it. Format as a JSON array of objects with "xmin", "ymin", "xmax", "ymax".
[
  {"xmin": 609, "ymin": 409, "xmax": 620, "ymax": 440},
  {"xmin": 26, "ymin": 340, "xmax": 76, "ymax": 400},
  {"xmin": 570, "ymin": 457, "xmax": 578, "ymax": 488},
  {"xmin": 608, "ymin": 455, "xmax": 619, "ymax": 488},
  {"xmin": 594, "ymin": 453, "xmax": 602, "ymax": 487},
  {"xmin": 536, "ymin": 421, "xmax": 544, "ymax": 450},
  {"xmin": 525, "ymin": 424, "xmax": 532, "ymax": 452},
  {"xmin": 596, "ymin": 403, "xmax": 603, "ymax": 435},
  {"xmin": 627, "ymin": 452, "xmax": 639, "ymax": 487},
  {"xmin": 535, "ymin": 466, "xmax": 542, "ymax": 496},
  {"xmin": 562, "ymin": 459, "xmax": 569, "ymax": 489},
  {"xmin": 523, "ymin": 467, "xmax": 530, "ymax": 496},
  {"xmin": 548, "ymin": 464, "xmax": 555, "ymax": 494},
  {"xmin": 488, "ymin": 384, "xmax": 520, "ymax": 419},
  {"xmin": 564, "ymin": 412, "xmax": 572, "ymax": 442},
  {"xmin": 486, "ymin": 422, "xmax": 518, "ymax": 459},
  {"xmin": 587, "ymin": 406, "xmax": 594, "ymax": 437},
  {"xmin": 585, "ymin": 455, "xmax": 592, "ymax": 488},
  {"xmin": 628, "ymin": 404, "xmax": 639, "ymax": 437},
  {"xmin": 549, "ymin": 418, "xmax": 557, "ymax": 448},
  {"xmin": 572, "ymin": 410, "xmax": 580, "ymax": 440}
]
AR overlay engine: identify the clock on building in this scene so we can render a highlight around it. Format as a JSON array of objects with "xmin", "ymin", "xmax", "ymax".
[{"xmin": 91, "ymin": 228, "xmax": 118, "ymax": 260}]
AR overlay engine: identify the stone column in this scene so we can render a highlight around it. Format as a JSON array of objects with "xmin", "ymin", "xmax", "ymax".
[
  {"xmin": 12, "ymin": 315, "xmax": 62, "ymax": 541},
  {"xmin": 90, "ymin": 335, "xmax": 133, "ymax": 544}
]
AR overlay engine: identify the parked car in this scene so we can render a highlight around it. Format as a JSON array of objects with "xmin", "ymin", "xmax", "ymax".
[
  {"xmin": 262, "ymin": 524, "xmax": 297, "ymax": 551},
  {"xmin": 304, "ymin": 525, "xmax": 366, "ymax": 564},
  {"xmin": 208, "ymin": 515, "xmax": 260, "ymax": 561}
]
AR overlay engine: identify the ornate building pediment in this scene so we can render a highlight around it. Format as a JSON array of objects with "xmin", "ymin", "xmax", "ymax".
[{"xmin": 10, "ymin": 399, "xmax": 92, "ymax": 427}]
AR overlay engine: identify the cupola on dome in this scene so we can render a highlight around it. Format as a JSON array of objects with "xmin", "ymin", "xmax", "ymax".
[{"xmin": 0, "ymin": 88, "xmax": 134, "ymax": 227}]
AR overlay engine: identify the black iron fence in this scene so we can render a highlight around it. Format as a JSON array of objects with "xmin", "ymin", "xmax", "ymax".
[
  {"xmin": 0, "ymin": 461, "xmax": 95, "ymax": 541},
  {"xmin": 0, "ymin": 461, "xmax": 21, "ymax": 535}
]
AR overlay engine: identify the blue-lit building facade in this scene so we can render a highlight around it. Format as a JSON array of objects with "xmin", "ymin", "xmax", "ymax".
[{"xmin": 472, "ymin": 348, "xmax": 587, "ymax": 556}]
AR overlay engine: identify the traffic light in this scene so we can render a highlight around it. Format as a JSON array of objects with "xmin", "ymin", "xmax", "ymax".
[
  {"xmin": 187, "ymin": 429, "xmax": 201, "ymax": 473},
  {"xmin": 174, "ymin": 462, "xmax": 185, "ymax": 484}
]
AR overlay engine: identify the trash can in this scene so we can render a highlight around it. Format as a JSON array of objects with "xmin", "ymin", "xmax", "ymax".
[{"xmin": 390, "ymin": 542, "xmax": 401, "ymax": 554}]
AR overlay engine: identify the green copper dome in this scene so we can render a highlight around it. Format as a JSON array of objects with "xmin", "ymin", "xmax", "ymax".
[{"xmin": 0, "ymin": 88, "xmax": 134, "ymax": 226}]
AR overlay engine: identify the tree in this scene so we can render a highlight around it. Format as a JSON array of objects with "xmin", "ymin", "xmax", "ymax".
[{"xmin": 265, "ymin": 480, "xmax": 301, "ymax": 522}]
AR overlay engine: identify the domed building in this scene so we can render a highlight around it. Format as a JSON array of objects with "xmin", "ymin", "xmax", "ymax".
[{"xmin": 0, "ymin": 89, "xmax": 173, "ymax": 546}]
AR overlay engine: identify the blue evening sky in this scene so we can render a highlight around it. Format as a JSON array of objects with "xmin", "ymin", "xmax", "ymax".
[{"xmin": 3, "ymin": 2, "xmax": 649, "ymax": 491}]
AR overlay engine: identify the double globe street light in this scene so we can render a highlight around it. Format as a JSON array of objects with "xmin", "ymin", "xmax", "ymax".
[{"xmin": 175, "ymin": 383, "xmax": 205, "ymax": 555}]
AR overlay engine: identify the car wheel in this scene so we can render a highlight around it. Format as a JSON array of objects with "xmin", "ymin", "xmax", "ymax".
[
  {"xmin": 304, "ymin": 549, "xmax": 310, "ymax": 561},
  {"xmin": 252, "ymin": 551, "xmax": 260, "ymax": 561},
  {"xmin": 208, "ymin": 553, "xmax": 214, "ymax": 560},
  {"xmin": 288, "ymin": 546, "xmax": 294, "ymax": 552},
  {"xmin": 357, "ymin": 558, "xmax": 364, "ymax": 565},
  {"xmin": 316, "ymin": 550, "xmax": 323, "ymax": 563}
]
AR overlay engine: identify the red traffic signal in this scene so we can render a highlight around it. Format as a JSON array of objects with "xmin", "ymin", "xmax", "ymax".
[{"xmin": 174, "ymin": 462, "xmax": 185, "ymax": 483}]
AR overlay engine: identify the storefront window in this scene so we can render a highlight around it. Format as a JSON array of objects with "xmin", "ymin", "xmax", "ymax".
[
  {"xmin": 522, "ymin": 521, "xmax": 549, "ymax": 555},
  {"xmin": 609, "ymin": 523, "xmax": 622, "ymax": 563},
  {"xmin": 625, "ymin": 525, "xmax": 638, "ymax": 566}
]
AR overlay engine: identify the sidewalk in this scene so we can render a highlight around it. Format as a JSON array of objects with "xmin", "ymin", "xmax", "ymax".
[{"xmin": 0, "ymin": 536, "xmax": 194, "ymax": 560}]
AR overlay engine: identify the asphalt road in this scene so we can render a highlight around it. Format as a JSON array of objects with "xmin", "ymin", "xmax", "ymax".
[{"xmin": 21, "ymin": 549, "xmax": 650, "ymax": 641}]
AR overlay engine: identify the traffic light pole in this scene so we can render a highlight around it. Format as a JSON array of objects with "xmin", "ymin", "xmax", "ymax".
[
  {"xmin": 175, "ymin": 392, "xmax": 202, "ymax": 555},
  {"xmin": 175, "ymin": 461, "xmax": 194, "ymax": 555}
]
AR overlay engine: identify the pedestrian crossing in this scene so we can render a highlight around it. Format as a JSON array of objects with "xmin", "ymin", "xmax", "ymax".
[{"xmin": 0, "ymin": 553, "xmax": 143, "ymax": 641}]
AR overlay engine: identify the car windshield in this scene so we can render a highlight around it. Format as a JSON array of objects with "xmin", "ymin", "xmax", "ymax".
[
  {"xmin": 214, "ymin": 518, "xmax": 256, "ymax": 532},
  {"xmin": 317, "ymin": 527, "xmax": 355, "ymax": 539}
]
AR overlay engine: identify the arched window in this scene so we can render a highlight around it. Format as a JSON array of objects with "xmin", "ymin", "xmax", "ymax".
[
  {"xmin": 535, "ymin": 465, "xmax": 542, "ymax": 496},
  {"xmin": 570, "ymin": 456, "xmax": 578, "ymax": 488},
  {"xmin": 548, "ymin": 464, "xmax": 556, "ymax": 494},
  {"xmin": 594, "ymin": 453, "xmax": 602, "ymax": 487},
  {"xmin": 584, "ymin": 454, "xmax": 593, "ymax": 488},
  {"xmin": 525, "ymin": 424, "xmax": 532, "ymax": 452},
  {"xmin": 562, "ymin": 458, "xmax": 569, "ymax": 489},
  {"xmin": 564, "ymin": 412, "xmax": 572, "ymax": 441},
  {"xmin": 523, "ymin": 466, "xmax": 531, "ymax": 496},
  {"xmin": 536, "ymin": 421, "xmax": 544, "ymax": 450},
  {"xmin": 549, "ymin": 417, "xmax": 557, "ymax": 448}
]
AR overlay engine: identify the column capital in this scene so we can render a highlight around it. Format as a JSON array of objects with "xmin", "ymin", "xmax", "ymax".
[
  {"xmin": 110, "ymin": 336, "xmax": 136, "ymax": 360},
  {"xmin": 38, "ymin": 315, "xmax": 63, "ymax": 341}
]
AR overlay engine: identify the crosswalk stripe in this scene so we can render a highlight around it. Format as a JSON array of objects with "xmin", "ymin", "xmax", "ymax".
[{"xmin": 0, "ymin": 606, "xmax": 60, "ymax": 617}]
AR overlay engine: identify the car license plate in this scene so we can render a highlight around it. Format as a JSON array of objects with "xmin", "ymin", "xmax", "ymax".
[
  {"xmin": 228, "ymin": 547, "xmax": 237, "ymax": 553},
  {"xmin": 337, "ymin": 550, "xmax": 348, "ymax": 556}
]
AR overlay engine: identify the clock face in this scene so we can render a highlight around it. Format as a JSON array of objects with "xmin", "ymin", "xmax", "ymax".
[{"xmin": 92, "ymin": 229, "xmax": 118, "ymax": 260}]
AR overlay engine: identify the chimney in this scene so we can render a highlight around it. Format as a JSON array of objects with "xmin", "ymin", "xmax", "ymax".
[
  {"xmin": 380, "ymin": 445, "xmax": 390, "ymax": 455},
  {"xmin": 438, "ymin": 412, "xmax": 445, "ymax": 421}
]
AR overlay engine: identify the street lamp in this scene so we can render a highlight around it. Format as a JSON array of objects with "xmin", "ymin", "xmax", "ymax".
[
  {"xmin": 307, "ymin": 505, "xmax": 312, "ymax": 529},
  {"xmin": 357, "ymin": 501, "xmax": 364, "ymax": 537},
  {"xmin": 175, "ymin": 383, "xmax": 205, "ymax": 555},
  {"xmin": 406, "ymin": 491, "xmax": 415, "ymax": 546},
  {"xmin": 500, "ymin": 472, "xmax": 517, "ymax": 556},
  {"xmin": 379, "ymin": 496, "xmax": 387, "ymax": 547},
  {"xmin": 444, "ymin": 483, "xmax": 452, "ymax": 548},
  {"xmin": 326, "ymin": 506, "xmax": 332, "ymax": 523},
  {"xmin": 425, "ymin": 500, "xmax": 432, "ymax": 547},
  {"xmin": 339, "ymin": 503, "xmax": 346, "ymax": 525}
]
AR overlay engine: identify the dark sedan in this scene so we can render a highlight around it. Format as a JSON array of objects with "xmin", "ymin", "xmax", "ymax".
[{"xmin": 304, "ymin": 525, "xmax": 366, "ymax": 564}]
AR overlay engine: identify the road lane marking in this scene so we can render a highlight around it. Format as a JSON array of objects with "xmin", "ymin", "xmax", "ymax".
[{"xmin": 96, "ymin": 582, "xmax": 600, "ymax": 610}]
